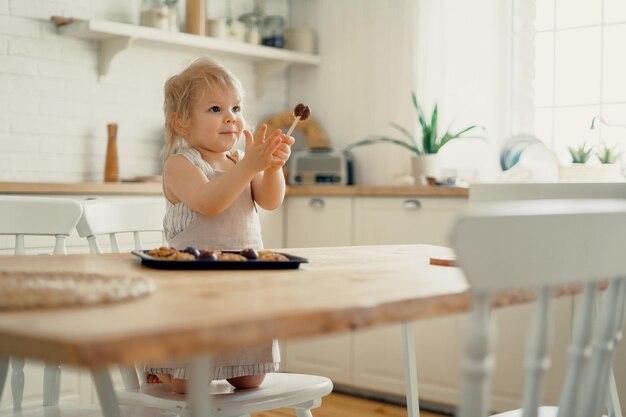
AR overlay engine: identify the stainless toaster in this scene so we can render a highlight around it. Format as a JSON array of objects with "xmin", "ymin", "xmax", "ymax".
[{"xmin": 289, "ymin": 148, "xmax": 349, "ymax": 185}]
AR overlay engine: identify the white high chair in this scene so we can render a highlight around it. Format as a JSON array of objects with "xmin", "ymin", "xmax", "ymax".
[
  {"xmin": 76, "ymin": 198, "xmax": 334, "ymax": 417},
  {"xmin": 0, "ymin": 196, "xmax": 176, "ymax": 417},
  {"xmin": 452, "ymin": 199, "xmax": 626, "ymax": 417}
]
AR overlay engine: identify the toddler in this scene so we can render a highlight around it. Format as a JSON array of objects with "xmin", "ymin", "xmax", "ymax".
[{"xmin": 145, "ymin": 57, "xmax": 294, "ymax": 393}]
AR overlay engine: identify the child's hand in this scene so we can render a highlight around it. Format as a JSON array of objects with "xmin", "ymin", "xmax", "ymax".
[
  {"xmin": 267, "ymin": 134, "xmax": 295, "ymax": 171},
  {"xmin": 241, "ymin": 124, "xmax": 282, "ymax": 173}
]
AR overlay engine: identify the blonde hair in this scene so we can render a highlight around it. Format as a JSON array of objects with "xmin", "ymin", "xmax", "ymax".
[{"xmin": 162, "ymin": 57, "xmax": 245, "ymax": 161}]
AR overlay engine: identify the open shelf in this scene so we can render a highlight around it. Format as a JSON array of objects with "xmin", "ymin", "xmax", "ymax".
[{"xmin": 55, "ymin": 19, "xmax": 320, "ymax": 95}]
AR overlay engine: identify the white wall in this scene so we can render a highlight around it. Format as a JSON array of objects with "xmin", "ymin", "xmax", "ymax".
[
  {"xmin": 288, "ymin": 0, "xmax": 507, "ymax": 184},
  {"xmin": 0, "ymin": 0, "xmax": 288, "ymax": 183},
  {"xmin": 288, "ymin": 0, "xmax": 420, "ymax": 186}
]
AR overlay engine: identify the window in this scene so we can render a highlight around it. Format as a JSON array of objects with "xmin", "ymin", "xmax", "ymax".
[{"xmin": 513, "ymin": 0, "xmax": 626, "ymax": 162}]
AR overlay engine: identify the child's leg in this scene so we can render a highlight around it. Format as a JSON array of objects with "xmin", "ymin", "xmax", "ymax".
[
  {"xmin": 146, "ymin": 373, "xmax": 160, "ymax": 383},
  {"xmin": 227, "ymin": 374, "xmax": 266, "ymax": 389}
]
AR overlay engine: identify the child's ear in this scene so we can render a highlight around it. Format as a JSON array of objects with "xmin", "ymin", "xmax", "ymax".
[{"xmin": 170, "ymin": 113, "xmax": 188, "ymax": 138}]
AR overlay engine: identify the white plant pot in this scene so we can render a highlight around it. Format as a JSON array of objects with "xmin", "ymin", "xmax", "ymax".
[
  {"xmin": 558, "ymin": 163, "xmax": 624, "ymax": 181},
  {"xmin": 412, "ymin": 154, "xmax": 441, "ymax": 185}
]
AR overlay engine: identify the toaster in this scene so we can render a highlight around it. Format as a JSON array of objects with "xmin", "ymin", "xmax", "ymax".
[{"xmin": 289, "ymin": 148, "xmax": 351, "ymax": 185}]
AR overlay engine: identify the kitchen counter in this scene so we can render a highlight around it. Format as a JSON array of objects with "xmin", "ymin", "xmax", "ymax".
[{"xmin": 0, "ymin": 182, "xmax": 469, "ymax": 197}]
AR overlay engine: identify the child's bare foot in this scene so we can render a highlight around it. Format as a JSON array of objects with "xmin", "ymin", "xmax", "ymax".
[
  {"xmin": 227, "ymin": 374, "xmax": 266, "ymax": 389},
  {"xmin": 146, "ymin": 373, "xmax": 160, "ymax": 384}
]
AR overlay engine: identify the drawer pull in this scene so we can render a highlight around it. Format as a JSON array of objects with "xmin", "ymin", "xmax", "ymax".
[
  {"xmin": 402, "ymin": 199, "xmax": 421, "ymax": 210},
  {"xmin": 309, "ymin": 198, "xmax": 325, "ymax": 209}
]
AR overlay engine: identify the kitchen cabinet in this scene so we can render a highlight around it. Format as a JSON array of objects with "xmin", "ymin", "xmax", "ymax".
[
  {"xmin": 283, "ymin": 195, "xmax": 471, "ymax": 407},
  {"xmin": 351, "ymin": 197, "xmax": 466, "ymax": 403}
]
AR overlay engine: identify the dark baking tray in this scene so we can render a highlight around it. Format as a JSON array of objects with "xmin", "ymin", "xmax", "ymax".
[{"xmin": 132, "ymin": 250, "xmax": 309, "ymax": 270}]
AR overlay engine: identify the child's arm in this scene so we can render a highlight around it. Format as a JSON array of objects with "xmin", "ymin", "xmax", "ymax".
[
  {"xmin": 164, "ymin": 131, "xmax": 281, "ymax": 216},
  {"xmin": 251, "ymin": 133, "xmax": 295, "ymax": 210}
]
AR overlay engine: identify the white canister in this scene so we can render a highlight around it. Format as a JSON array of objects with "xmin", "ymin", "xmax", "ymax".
[
  {"xmin": 283, "ymin": 28, "xmax": 315, "ymax": 54},
  {"xmin": 140, "ymin": 6, "xmax": 170, "ymax": 30},
  {"xmin": 206, "ymin": 19, "xmax": 228, "ymax": 39}
]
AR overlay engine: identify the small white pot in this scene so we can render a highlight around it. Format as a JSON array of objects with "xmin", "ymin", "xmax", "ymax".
[
  {"xmin": 558, "ymin": 163, "xmax": 624, "ymax": 181},
  {"xmin": 412, "ymin": 154, "xmax": 441, "ymax": 185}
]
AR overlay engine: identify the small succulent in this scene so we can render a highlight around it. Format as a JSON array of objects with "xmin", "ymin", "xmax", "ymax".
[
  {"xmin": 596, "ymin": 144, "xmax": 620, "ymax": 164},
  {"xmin": 567, "ymin": 143, "xmax": 593, "ymax": 164}
]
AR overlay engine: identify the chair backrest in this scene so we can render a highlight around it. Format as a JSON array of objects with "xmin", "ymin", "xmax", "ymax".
[
  {"xmin": 76, "ymin": 198, "xmax": 165, "ymax": 254},
  {"xmin": 451, "ymin": 199, "xmax": 626, "ymax": 417},
  {"xmin": 0, "ymin": 196, "xmax": 83, "ymax": 255}
]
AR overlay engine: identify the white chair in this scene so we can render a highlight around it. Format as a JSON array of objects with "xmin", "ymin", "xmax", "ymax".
[
  {"xmin": 76, "ymin": 198, "xmax": 333, "ymax": 417},
  {"xmin": 0, "ymin": 196, "xmax": 176, "ymax": 417},
  {"xmin": 451, "ymin": 199, "xmax": 626, "ymax": 417},
  {"xmin": 76, "ymin": 198, "xmax": 166, "ymax": 254}
]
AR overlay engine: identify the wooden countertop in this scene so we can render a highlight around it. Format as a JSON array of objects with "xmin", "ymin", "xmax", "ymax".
[{"xmin": 0, "ymin": 182, "xmax": 469, "ymax": 197}]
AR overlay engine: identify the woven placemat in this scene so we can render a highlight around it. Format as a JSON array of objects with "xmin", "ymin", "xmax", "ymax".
[{"xmin": 0, "ymin": 271, "xmax": 155, "ymax": 310}]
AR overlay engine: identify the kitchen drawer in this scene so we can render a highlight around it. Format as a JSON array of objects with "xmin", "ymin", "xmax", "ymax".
[
  {"xmin": 354, "ymin": 197, "xmax": 467, "ymax": 246},
  {"xmin": 285, "ymin": 196, "xmax": 352, "ymax": 248}
]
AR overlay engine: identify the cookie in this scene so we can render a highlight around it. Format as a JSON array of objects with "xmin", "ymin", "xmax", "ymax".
[
  {"xmin": 148, "ymin": 246, "xmax": 176, "ymax": 258},
  {"xmin": 258, "ymin": 250, "xmax": 289, "ymax": 262},
  {"xmin": 218, "ymin": 253, "xmax": 247, "ymax": 261}
]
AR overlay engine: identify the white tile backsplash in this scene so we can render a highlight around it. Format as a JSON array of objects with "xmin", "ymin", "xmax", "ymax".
[{"xmin": 0, "ymin": 0, "xmax": 290, "ymax": 182}]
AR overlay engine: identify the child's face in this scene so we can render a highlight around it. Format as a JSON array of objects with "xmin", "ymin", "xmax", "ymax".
[{"xmin": 185, "ymin": 86, "xmax": 244, "ymax": 153}]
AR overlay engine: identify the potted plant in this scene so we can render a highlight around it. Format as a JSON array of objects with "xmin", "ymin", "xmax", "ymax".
[
  {"xmin": 559, "ymin": 142, "xmax": 624, "ymax": 181},
  {"xmin": 345, "ymin": 93, "xmax": 483, "ymax": 184}
]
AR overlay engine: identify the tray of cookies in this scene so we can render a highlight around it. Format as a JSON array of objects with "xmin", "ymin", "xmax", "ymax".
[{"xmin": 132, "ymin": 246, "xmax": 309, "ymax": 270}]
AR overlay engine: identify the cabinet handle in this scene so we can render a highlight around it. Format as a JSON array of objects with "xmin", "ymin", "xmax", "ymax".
[
  {"xmin": 309, "ymin": 198, "xmax": 325, "ymax": 209},
  {"xmin": 401, "ymin": 199, "xmax": 421, "ymax": 210}
]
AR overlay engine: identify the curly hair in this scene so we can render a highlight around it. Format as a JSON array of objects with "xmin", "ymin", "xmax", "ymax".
[{"xmin": 161, "ymin": 57, "xmax": 245, "ymax": 162}]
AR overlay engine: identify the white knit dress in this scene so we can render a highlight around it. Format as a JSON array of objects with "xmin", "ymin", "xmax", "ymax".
[{"xmin": 145, "ymin": 147, "xmax": 280, "ymax": 380}]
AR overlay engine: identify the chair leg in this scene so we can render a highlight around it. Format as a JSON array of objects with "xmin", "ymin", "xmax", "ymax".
[
  {"xmin": 295, "ymin": 410, "xmax": 314, "ymax": 417},
  {"xmin": 11, "ymin": 356, "xmax": 25, "ymax": 411},
  {"xmin": 43, "ymin": 361, "xmax": 62, "ymax": 406}
]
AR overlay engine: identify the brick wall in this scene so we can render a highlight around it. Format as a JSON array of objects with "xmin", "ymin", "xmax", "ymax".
[{"xmin": 0, "ymin": 0, "xmax": 288, "ymax": 182}]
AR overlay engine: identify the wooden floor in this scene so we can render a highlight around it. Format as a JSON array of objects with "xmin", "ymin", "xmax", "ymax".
[{"xmin": 252, "ymin": 392, "xmax": 446, "ymax": 417}]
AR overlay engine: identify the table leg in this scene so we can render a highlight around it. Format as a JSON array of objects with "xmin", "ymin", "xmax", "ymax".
[
  {"xmin": 91, "ymin": 368, "xmax": 122, "ymax": 417},
  {"xmin": 402, "ymin": 321, "xmax": 421, "ymax": 417},
  {"xmin": 189, "ymin": 355, "xmax": 214, "ymax": 417},
  {"xmin": 0, "ymin": 356, "xmax": 7, "ymax": 401}
]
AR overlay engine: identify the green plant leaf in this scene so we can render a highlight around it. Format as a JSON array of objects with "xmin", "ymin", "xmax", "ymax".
[
  {"xmin": 388, "ymin": 121, "xmax": 417, "ymax": 148},
  {"xmin": 344, "ymin": 136, "xmax": 421, "ymax": 155},
  {"xmin": 428, "ymin": 104, "xmax": 438, "ymax": 154}
]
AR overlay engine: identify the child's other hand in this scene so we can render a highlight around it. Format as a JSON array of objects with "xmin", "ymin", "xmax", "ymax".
[
  {"xmin": 268, "ymin": 134, "xmax": 295, "ymax": 171},
  {"xmin": 241, "ymin": 124, "xmax": 282, "ymax": 173}
]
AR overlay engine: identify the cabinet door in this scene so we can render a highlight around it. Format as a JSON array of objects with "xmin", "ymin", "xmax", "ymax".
[
  {"xmin": 352, "ymin": 317, "xmax": 461, "ymax": 403},
  {"xmin": 283, "ymin": 333, "xmax": 352, "ymax": 385},
  {"xmin": 285, "ymin": 197, "xmax": 352, "ymax": 247},
  {"xmin": 354, "ymin": 197, "xmax": 467, "ymax": 246},
  {"xmin": 258, "ymin": 206, "xmax": 284, "ymax": 249},
  {"xmin": 282, "ymin": 197, "xmax": 352, "ymax": 382}
]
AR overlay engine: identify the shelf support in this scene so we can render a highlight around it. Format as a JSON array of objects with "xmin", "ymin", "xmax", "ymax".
[
  {"xmin": 255, "ymin": 62, "xmax": 288, "ymax": 97},
  {"xmin": 99, "ymin": 36, "xmax": 135, "ymax": 78}
]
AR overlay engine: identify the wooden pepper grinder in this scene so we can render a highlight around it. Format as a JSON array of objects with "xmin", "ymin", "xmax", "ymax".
[
  {"xmin": 186, "ymin": 0, "xmax": 206, "ymax": 35},
  {"xmin": 104, "ymin": 123, "xmax": 119, "ymax": 182}
]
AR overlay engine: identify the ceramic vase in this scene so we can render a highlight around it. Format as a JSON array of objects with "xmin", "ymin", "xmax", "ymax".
[
  {"xmin": 558, "ymin": 163, "xmax": 624, "ymax": 181},
  {"xmin": 412, "ymin": 154, "xmax": 440, "ymax": 185}
]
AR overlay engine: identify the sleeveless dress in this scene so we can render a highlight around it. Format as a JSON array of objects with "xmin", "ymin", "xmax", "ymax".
[{"xmin": 145, "ymin": 147, "xmax": 280, "ymax": 380}]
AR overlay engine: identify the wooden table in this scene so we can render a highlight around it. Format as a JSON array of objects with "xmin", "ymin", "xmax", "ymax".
[{"xmin": 0, "ymin": 245, "xmax": 543, "ymax": 417}]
